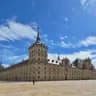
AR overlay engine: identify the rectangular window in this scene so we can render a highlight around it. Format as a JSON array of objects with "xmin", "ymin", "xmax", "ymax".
[
  {"xmin": 38, "ymin": 58, "xmax": 40, "ymax": 61},
  {"xmin": 44, "ymin": 76, "xmax": 46, "ymax": 79},
  {"xmin": 38, "ymin": 76, "xmax": 40, "ymax": 79},
  {"xmin": 38, "ymin": 49, "xmax": 40, "ymax": 51},
  {"xmin": 38, "ymin": 52, "xmax": 40, "ymax": 56},
  {"xmin": 38, "ymin": 71, "xmax": 40, "ymax": 74}
]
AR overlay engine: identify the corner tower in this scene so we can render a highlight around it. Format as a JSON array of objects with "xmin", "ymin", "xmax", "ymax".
[{"xmin": 29, "ymin": 27, "xmax": 48, "ymax": 64}]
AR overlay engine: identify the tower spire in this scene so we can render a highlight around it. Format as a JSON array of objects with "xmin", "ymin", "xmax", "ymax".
[
  {"xmin": 57, "ymin": 55, "xmax": 60, "ymax": 61},
  {"xmin": 36, "ymin": 26, "xmax": 41, "ymax": 43}
]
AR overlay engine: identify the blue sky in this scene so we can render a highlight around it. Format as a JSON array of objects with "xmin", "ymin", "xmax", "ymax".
[{"xmin": 0, "ymin": 0, "xmax": 96, "ymax": 67}]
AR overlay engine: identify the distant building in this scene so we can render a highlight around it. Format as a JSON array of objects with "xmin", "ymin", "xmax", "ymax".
[{"xmin": 0, "ymin": 30, "xmax": 96, "ymax": 81}]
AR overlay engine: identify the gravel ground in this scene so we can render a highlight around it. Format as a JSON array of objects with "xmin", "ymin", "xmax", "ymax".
[{"xmin": 0, "ymin": 80, "xmax": 96, "ymax": 96}]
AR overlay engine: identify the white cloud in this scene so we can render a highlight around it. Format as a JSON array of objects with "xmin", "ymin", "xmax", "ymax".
[
  {"xmin": 80, "ymin": 36, "xmax": 96, "ymax": 47},
  {"xmin": 44, "ymin": 35, "xmax": 72, "ymax": 48},
  {"xmin": 92, "ymin": 59, "xmax": 96, "ymax": 67},
  {"xmin": 47, "ymin": 40, "xmax": 72, "ymax": 48},
  {"xmin": 0, "ymin": 48, "xmax": 28, "ymax": 65},
  {"xmin": 0, "ymin": 20, "xmax": 37, "ymax": 41},
  {"xmin": 2, "ymin": 64, "xmax": 10, "ymax": 68},
  {"xmin": 80, "ymin": 0, "xmax": 96, "ymax": 15},
  {"xmin": 48, "ymin": 53, "xmax": 58, "ymax": 60},
  {"xmin": 60, "ymin": 41, "xmax": 72, "ymax": 48},
  {"xmin": 48, "ymin": 49, "xmax": 96, "ymax": 67},
  {"xmin": 7, "ymin": 54, "xmax": 28, "ymax": 64},
  {"xmin": 80, "ymin": 0, "xmax": 88, "ymax": 6},
  {"xmin": 60, "ymin": 36, "xmax": 68, "ymax": 40},
  {"xmin": 64, "ymin": 50, "xmax": 93, "ymax": 61},
  {"xmin": 59, "ymin": 35, "xmax": 96, "ymax": 48},
  {"xmin": 64, "ymin": 17, "xmax": 69, "ymax": 22},
  {"xmin": 0, "ymin": 44, "xmax": 17, "ymax": 49},
  {"xmin": 2, "ymin": 49, "xmax": 96, "ymax": 67}
]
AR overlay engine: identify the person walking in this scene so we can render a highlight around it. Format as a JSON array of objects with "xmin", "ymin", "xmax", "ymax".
[{"xmin": 33, "ymin": 80, "xmax": 35, "ymax": 85}]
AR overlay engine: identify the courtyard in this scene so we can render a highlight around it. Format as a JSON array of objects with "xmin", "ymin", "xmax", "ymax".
[{"xmin": 0, "ymin": 80, "xmax": 96, "ymax": 96}]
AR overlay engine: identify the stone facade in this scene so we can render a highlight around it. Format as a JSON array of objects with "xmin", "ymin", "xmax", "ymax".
[{"xmin": 0, "ymin": 32, "xmax": 96, "ymax": 81}]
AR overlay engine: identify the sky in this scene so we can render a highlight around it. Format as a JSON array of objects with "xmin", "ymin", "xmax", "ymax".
[{"xmin": 0, "ymin": 0, "xmax": 96, "ymax": 67}]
